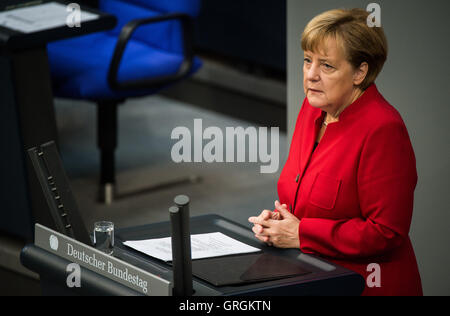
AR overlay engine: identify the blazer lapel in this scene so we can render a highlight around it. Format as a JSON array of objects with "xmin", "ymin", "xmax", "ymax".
[{"xmin": 298, "ymin": 104, "xmax": 324, "ymax": 178}]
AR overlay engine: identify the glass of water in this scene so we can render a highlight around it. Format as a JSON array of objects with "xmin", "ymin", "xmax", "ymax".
[{"xmin": 94, "ymin": 221, "xmax": 114, "ymax": 255}]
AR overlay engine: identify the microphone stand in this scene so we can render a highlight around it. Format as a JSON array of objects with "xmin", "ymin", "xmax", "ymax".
[{"xmin": 169, "ymin": 195, "xmax": 193, "ymax": 296}]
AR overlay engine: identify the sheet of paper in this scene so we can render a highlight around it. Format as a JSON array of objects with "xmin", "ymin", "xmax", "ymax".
[
  {"xmin": 0, "ymin": 2, "xmax": 98, "ymax": 33},
  {"xmin": 123, "ymin": 232, "xmax": 261, "ymax": 262}
]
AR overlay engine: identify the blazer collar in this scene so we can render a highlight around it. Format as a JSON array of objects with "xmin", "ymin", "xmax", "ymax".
[{"xmin": 311, "ymin": 83, "xmax": 379, "ymax": 124}]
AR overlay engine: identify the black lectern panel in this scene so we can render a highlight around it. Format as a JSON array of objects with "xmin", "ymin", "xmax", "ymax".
[
  {"xmin": 115, "ymin": 215, "xmax": 365, "ymax": 296},
  {"xmin": 21, "ymin": 214, "xmax": 365, "ymax": 296},
  {"xmin": 21, "ymin": 244, "xmax": 141, "ymax": 296},
  {"xmin": 28, "ymin": 141, "xmax": 91, "ymax": 245},
  {"xmin": 192, "ymin": 253, "xmax": 311, "ymax": 286}
]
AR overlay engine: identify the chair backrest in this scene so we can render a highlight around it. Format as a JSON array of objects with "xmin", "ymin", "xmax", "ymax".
[
  {"xmin": 114, "ymin": 0, "xmax": 201, "ymax": 16},
  {"xmin": 99, "ymin": 0, "xmax": 201, "ymax": 54}
]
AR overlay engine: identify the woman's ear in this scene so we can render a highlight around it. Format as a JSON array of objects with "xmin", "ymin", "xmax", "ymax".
[{"xmin": 353, "ymin": 62, "xmax": 368, "ymax": 86}]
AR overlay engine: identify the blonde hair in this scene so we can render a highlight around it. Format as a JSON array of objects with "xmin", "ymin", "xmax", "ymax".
[{"xmin": 301, "ymin": 8, "xmax": 388, "ymax": 90}]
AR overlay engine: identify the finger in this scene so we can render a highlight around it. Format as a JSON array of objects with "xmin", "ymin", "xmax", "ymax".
[
  {"xmin": 248, "ymin": 216, "xmax": 272, "ymax": 227},
  {"xmin": 275, "ymin": 200, "xmax": 293, "ymax": 217},
  {"xmin": 278, "ymin": 207, "xmax": 293, "ymax": 218},
  {"xmin": 275, "ymin": 200, "xmax": 288, "ymax": 209},
  {"xmin": 261, "ymin": 210, "xmax": 272, "ymax": 220},
  {"xmin": 275, "ymin": 200, "xmax": 289, "ymax": 211},
  {"xmin": 248, "ymin": 211, "xmax": 271, "ymax": 224},
  {"xmin": 271, "ymin": 212, "xmax": 281, "ymax": 220},
  {"xmin": 254, "ymin": 233, "xmax": 270, "ymax": 243},
  {"xmin": 252, "ymin": 224, "xmax": 266, "ymax": 235},
  {"xmin": 254, "ymin": 225, "xmax": 273, "ymax": 238}
]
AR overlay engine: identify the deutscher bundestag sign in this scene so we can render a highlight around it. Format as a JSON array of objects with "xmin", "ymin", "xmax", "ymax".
[{"xmin": 35, "ymin": 224, "xmax": 171, "ymax": 296}]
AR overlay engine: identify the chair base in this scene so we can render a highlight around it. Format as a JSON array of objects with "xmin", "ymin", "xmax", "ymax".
[
  {"xmin": 98, "ymin": 175, "xmax": 202, "ymax": 204},
  {"xmin": 101, "ymin": 183, "xmax": 115, "ymax": 205},
  {"xmin": 96, "ymin": 100, "xmax": 202, "ymax": 205}
]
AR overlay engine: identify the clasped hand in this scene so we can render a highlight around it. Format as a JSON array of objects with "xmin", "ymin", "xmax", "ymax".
[{"xmin": 248, "ymin": 201, "xmax": 300, "ymax": 249}]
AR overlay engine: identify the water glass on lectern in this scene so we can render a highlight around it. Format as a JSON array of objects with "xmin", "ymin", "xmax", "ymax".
[{"xmin": 94, "ymin": 221, "xmax": 114, "ymax": 255}]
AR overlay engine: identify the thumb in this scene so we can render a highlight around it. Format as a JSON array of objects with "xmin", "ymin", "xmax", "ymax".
[{"xmin": 274, "ymin": 200, "xmax": 293, "ymax": 217}]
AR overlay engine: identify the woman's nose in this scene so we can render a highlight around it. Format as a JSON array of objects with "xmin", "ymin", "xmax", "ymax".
[{"xmin": 306, "ymin": 63, "xmax": 320, "ymax": 81}]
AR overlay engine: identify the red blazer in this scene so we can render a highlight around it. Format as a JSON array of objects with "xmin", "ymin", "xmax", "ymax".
[{"xmin": 278, "ymin": 84, "xmax": 422, "ymax": 296}]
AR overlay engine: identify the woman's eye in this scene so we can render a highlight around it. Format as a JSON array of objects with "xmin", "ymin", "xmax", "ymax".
[
  {"xmin": 304, "ymin": 58, "xmax": 311, "ymax": 63},
  {"xmin": 323, "ymin": 63, "xmax": 334, "ymax": 69}
]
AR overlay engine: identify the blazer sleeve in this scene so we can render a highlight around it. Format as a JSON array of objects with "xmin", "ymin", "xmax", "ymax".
[{"xmin": 298, "ymin": 120, "xmax": 418, "ymax": 259}]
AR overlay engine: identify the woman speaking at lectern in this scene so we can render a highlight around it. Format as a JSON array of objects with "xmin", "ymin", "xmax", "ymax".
[{"xmin": 248, "ymin": 8, "xmax": 422, "ymax": 296}]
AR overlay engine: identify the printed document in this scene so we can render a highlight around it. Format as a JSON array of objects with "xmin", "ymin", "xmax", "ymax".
[{"xmin": 123, "ymin": 232, "xmax": 261, "ymax": 262}]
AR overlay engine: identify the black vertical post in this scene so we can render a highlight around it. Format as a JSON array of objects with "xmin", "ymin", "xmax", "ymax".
[
  {"xmin": 97, "ymin": 101, "xmax": 118, "ymax": 204},
  {"xmin": 169, "ymin": 195, "xmax": 193, "ymax": 296},
  {"xmin": 0, "ymin": 47, "xmax": 59, "ymax": 240}
]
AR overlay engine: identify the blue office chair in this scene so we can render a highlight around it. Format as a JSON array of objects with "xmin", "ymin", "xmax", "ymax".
[{"xmin": 47, "ymin": 0, "xmax": 202, "ymax": 203}]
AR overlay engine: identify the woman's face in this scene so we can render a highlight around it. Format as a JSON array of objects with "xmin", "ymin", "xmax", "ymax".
[{"xmin": 303, "ymin": 38, "xmax": 362, "ymax": 114}]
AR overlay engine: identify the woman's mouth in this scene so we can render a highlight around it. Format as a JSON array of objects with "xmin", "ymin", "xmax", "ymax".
[{"xmin": 309, "ymin": 88, "xmax": 323, "ymax": 93}]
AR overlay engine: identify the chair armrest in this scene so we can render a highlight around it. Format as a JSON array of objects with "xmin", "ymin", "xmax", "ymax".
[{"xmin": 107, "ymin": 13, "xmax": 195, "ymax": 91}]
